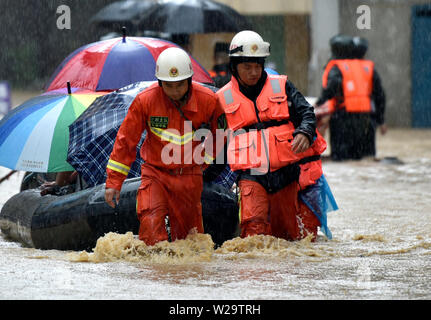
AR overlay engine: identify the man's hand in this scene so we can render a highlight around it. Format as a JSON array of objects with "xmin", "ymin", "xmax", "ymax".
[
  {"xmin": 317, "ymin": 115, "xmax": 331, "ymax": 136},
  {"xmin": 105, "ymin": 188, "xmax": 120, "ymax": 208},
  {"xmin": 379, "ymin": 123, "xmax": 388, "ymax": 135},
  {"xmin": 40, "ymin": 181, "xmax": 58, "ymax": 196},
  {"xmin": 291, "ymin": 133, "xmax": 310, "ymax": 154}
]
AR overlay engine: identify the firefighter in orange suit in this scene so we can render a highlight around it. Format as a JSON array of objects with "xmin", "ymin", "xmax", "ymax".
[
  {"xmin": 216, "ymin": 30, "xmax": 328, "ymax": 241},
  {"xmin": 105, "ymin": 47, "xmax": 225, "ymax": 246}
]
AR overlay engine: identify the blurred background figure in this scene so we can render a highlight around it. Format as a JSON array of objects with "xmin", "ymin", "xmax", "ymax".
[
  {"xmin": 208, "ymin": 42, "xmax": 231, "ymax": 88},
  {"xmin": 170, "ymin": 34, "xmax": 193, "ymax": 54},
  {"xmin": 314, "ymin": 34, "xmax": 387, "ymax": 161}
]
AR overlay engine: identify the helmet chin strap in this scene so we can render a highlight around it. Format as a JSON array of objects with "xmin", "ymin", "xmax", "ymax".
[
  {"xmin": 229, "ymin": 61, "xmax": 248, "ymax": 87},
  {"xmin": 180, "ymin": 78, "xmax": 192, "ymax": 102},
  {"xmin": 178, "ymin": 91, "xmax": 189, "ymax": 105},
  {"xmin": 236, "ymin": 74, "xmax": 249, "ymax": 88}
]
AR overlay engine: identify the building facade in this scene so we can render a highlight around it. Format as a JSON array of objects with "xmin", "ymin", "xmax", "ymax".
[{"xmin": 217, "ymin": 0, "xmax": 431, "ymax": 127}]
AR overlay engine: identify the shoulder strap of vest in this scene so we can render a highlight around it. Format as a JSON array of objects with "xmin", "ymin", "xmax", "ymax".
[
  {"xmin": 266, "ymin": 74, "xmax": 287, "ymax": 95},
  {"xmin": 324, "ymin": 60, "xmax": 339, "ymax": 72},
  {"xmin": 359, "ymin": 59, "xmax": 375, "ymax": 73},
  {"xmin": 333, "ymin": 59, "xmax": 352, "ymax": 72},
  {"xmin": 322, "ymin": 60, "xmax": 340, "ymax": 87}
]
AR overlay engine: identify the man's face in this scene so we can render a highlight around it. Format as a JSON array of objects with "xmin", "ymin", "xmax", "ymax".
[
  {"xmin": 236, "ymin": 62, "xmax": 263, "ymax": 86},
  {"xmin": 161, "ymin": 79, "xmax": 189, "ymax": 101}
]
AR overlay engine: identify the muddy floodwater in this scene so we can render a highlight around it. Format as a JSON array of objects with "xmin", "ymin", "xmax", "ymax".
[{"xmin": 0, "ymin": 128, "xmax": 430, "ymax": 300}]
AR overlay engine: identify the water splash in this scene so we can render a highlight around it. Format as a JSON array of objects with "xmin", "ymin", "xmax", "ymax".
[{"xmin": 68, "ymin": 230, "xmax": 215, "ymax": 264}]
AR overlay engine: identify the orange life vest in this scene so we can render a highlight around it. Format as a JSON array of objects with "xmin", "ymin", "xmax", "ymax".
[
  {"xmin": 217, "ymin": 75, "xmax": 326, "ymax": 188},
  {"xmin": 322, "ymin": 59, "xmax": 374, "ymax": 113}
]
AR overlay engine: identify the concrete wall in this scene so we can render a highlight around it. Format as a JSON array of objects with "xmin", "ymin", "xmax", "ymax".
[
  {"xmin": 190, "ymin": 33, "xmax": 235, "ymax": 71},
  {"xmin": 285, "ymin": 15, "xmax": 311, "ymax": 94},
  {"xmin": 0, "ymin": 0, "xmax": 119, "ymax": 89},
  {"xmin": 340, "ymin": 0, "xmax": 415, "ymax": 127},
  {"xmin": 308, "ymin": 0, "xmax": 339, "ymax": 97},
  {"xmin": 215, "ymin": 0, "xmax": 312, "ymax": 15}
]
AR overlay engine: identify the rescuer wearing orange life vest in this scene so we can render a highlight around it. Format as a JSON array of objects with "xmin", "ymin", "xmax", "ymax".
[
  {"xmin": 104, "ymin": 47, "xmax": 225, "ymax": 246},
  {"xmin": 315, "ymin": 34, "xmax": 387, "ymax": 161},
  {"xmin": 215, "ymin": 30, "xmax": 328, "ymax": 241}
]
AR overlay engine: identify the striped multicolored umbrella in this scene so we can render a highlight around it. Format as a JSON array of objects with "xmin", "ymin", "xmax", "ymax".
[
  {"xmin": 45, "ymin": 36, "xmax": 213, "ymax": 92},
  {"xmin": 0, "ymin": 87, "xmax": 106, "ymax": 172}
]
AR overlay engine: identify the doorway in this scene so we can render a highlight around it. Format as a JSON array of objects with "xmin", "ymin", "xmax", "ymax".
[{"xmin": 411, "ymin": 4, "xmax": 431, "ymax": 127}]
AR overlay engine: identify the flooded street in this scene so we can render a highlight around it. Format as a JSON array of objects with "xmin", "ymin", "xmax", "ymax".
[{"xmin": 0, "ymin": 128, "xmax": 430, "ymax": 300}]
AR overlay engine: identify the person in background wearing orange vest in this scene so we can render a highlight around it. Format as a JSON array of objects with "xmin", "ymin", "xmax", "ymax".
[
  {"xmin": 208, "ymin": 42, "xmax": 231, "ymax": 88},
  {"xmin": 315, "ymin": 34, "xmax": 387, "ymax": 161},
  {"xmin": 104, "ymin": 47, "xmax": 225, "ymax": 246},
  {"xmin": 214, "ymin": 30, "xmax": 337, "ymax": 241}
]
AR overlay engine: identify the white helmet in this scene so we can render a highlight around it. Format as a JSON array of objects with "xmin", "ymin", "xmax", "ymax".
[
  {"xmin": 155, "ymin": 47, "xmax": 194, "ymax": 81},
  {"xmin": 229, "ymin": 30, "xmax": 270, "ymax": 57}
]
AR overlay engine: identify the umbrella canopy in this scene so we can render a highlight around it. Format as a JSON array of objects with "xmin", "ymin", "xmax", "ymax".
[
  {"xmin": 67, "ymin": 80, "xmax": 218, "ymax": 187},
  {"xmin": 138, "ymin": 0, "xmax": 252, "ymax": 34},
  {"xmin": 45, "ymin": 36, "xmax": 213, "ymax": 92},
  {"xmin": 91, "ymin": 0, "xmax": 155, "ymax": 25},
  {"xmin": 91, "ymin": 0, "xmax": 156, "ymax": 35},
  {"xmin": 0, "ymin": 88, "xmax": 106, "ymax": 172}
]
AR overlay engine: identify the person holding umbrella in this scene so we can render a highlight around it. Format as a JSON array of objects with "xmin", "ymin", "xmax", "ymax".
[
  {"xmin": 214, "ymin": 30, "xmax": 335, "ymax": 241},
  {"xmin": 104, "ymin": 47, "xmax": 225, "ymax": 246}
]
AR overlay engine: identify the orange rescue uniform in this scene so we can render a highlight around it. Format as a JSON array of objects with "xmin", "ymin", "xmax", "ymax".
[
  {"xmin": 217, "ymin": 74, "xmax": 326, "ymax": 241},
  {"xmin": 106, "ymin": 82, "xmax": 224, "ymax": 245}
]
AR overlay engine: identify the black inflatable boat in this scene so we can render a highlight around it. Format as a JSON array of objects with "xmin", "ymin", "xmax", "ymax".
[{"xmin": 0, "ymin": 178, "xmax": 239, "ymax": 251}]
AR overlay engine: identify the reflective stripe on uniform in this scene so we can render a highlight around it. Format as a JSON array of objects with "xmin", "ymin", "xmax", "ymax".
[
  {"xmin": 203, "ymin": 152, "xmax": 215, "ymax": 165},
  {"xmin": 270, "ymin": 79, "xmax": 281, "ymax": 94},
  {"xmin": 223, "ymin": 89, "xmax": 234, "ymax": 105},
  {"xmin": 150, "ymin": 126, "xmax": 194, "ymax": 146},
  {"xmin": 107, "ymin": 159, "xmax": 130, "ymax": 176}
]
